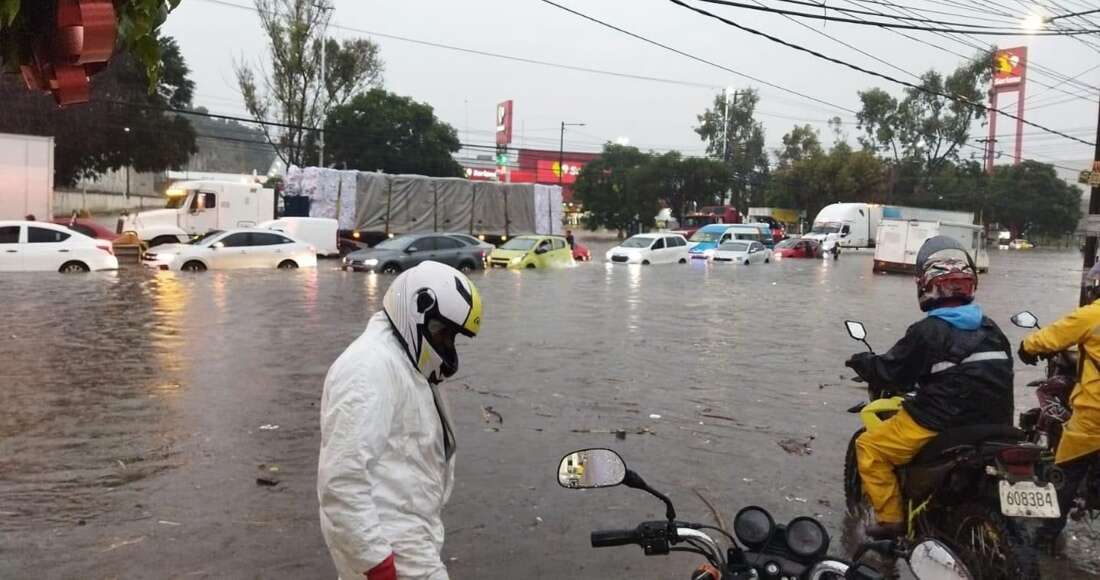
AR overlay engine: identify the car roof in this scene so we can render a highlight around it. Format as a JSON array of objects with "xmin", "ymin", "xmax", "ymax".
[{"xmin": 0, "ymin": 220, "xmax": 68, "ymax": 231}]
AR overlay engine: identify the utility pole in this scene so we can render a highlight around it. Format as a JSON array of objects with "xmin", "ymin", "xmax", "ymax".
[
  {"xmin": 723, "ymin": 88, "xmax": 739, "ymax": 207},
  {"xmin": 314, "ymin": 2, "xmax": 332, "ymax": 168},
  {"xmin": 1080, "ymin": 99, "xmax": 1100, "ymax": 306},
  {"xmin": 559, "ymin": 121, "xmax": 585, "ymax": 235},
  {"xmin": 124, "ymin": 127, "xmax": 131, "ymax": 200}
]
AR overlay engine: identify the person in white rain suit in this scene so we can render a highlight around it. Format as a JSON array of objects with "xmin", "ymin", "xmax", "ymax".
[{"xmin": 318, "ymin": 261, "xmax": 483, "ymax": 580}]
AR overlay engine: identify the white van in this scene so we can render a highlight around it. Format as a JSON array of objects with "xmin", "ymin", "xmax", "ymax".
[
  {"xmin": 873, "ymin": 219, "xmax": 988, "ymax": 274},
  {"xmin": 808, "ymin": 203, "xmax": 974, "ymax": 249},
  {"xmin": 260, "ymin": 217, "xmax": 339, "ymax": 257}
]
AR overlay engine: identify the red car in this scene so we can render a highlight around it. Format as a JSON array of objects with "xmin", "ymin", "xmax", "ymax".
[
  {"xmin": 774, "ymin": 238, "xmax": 822, "ymax": 259},
  {"xmin": 52, "ymin": 218, "xmax": 120, "ymax": 241},
  {"xmin": 573, "ymin": 242, "xmax": 591, "ymax": 262}
]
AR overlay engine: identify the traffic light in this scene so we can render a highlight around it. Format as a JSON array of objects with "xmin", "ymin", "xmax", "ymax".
[{"xmin": 495, "ymin": 146, "xmax": 508, "ymax": 166}]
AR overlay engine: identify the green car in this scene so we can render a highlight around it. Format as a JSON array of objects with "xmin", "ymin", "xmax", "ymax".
[{"xmin": 488, "ymin": 235, "xmax": 574, "ymax": 269}]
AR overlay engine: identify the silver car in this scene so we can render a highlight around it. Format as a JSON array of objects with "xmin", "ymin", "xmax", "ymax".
[{"xmin": 343, "ymin": 233, "xmax": 486, "ymax": 274}]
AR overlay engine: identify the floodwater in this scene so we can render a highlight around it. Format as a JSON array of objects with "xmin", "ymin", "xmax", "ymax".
[{"xmin": 2, "ymin": 244, "xmax": 1098, "ymax": 579}]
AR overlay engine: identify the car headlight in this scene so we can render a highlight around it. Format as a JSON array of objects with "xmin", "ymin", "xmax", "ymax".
[
  {"xmin": 703, "ymin": 249, "xmax": 715, "ymax": 257},
  {"xmin": 362, "ymin": 258, "xmax": 379, "ymax": 267},
  {"xmin": 510, "ymin": 256, "xmax": 523, "ymax": 264}
]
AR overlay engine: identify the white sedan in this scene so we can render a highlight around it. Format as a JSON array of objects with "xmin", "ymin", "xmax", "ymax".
[
  {"xmin": 0, "ymin": 220, "xmax": 118, "ymax": 272},
  {"xmin": 144, "ymin": 228, "xmax": 318, "ymax": 272},
  {"xmin": 605, "ymin": 233, "xmax": 690, "ymax": 265},
  {"xmin": 713, "ymin": 240, "xmax": 772, "ymax": 265}
]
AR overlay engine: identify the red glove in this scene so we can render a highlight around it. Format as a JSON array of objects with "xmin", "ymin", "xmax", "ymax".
[{"xmin": 365, "ymin": 554, "xmax": 397, "ymax": 580}]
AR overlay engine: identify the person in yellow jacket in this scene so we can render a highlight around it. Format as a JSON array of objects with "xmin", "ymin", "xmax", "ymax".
[{"xmin": 1019, "ymin": 262, "xmax": 1100, "ymax": 547}]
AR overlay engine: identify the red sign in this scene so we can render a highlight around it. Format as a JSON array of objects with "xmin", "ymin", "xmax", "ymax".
[
  {"xmin": 536, "ymin": 160, "xmax": 584, "ymax": 184},
  {"xmin": 496, "ymin": 100, "xmax": 513, "ymax": 145},
  {"xmin": 993, "ymin": 47, "xmax": 1027, "ymax": 88},
  {"xmin": 463, "ymin": 167, "xmax": 498, "ymax": 181}
]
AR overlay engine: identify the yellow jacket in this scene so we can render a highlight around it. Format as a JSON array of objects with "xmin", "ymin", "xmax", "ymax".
[{"xmin": 1023, "ymin": 301, "xmax": 1100, "ymax": 464}]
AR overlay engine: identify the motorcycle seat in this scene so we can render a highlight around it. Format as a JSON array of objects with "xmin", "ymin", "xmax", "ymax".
[{"xmin": 911, "ymin": 424, "xmax": 1023, "ymax": 465}]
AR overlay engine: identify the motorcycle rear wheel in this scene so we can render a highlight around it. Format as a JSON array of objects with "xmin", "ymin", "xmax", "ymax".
[{"xmin": 950, "ymin": 502, "xmax": 1040, "ymax": 580}]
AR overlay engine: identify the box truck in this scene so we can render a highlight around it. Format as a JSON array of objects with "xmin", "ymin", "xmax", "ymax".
[
  {"xmin": 120, "ymin": 181, "xmax": 275, "ymax": 246},
  {"xmin": 0, "ymin": 133, "xmax": 54, "ymax": 220},
  {"xmin": 873, "ymin": 219, "xmax": 989, "ymax": 274},
  {"xmin": 806, "ymin": 203, "xmax": 974, "ymax": 249}
]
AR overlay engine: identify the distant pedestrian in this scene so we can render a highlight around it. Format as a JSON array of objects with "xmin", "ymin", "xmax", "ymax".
[{"xmin": 565, "ymin": 229, "xmax": 575, "ymax": 249}]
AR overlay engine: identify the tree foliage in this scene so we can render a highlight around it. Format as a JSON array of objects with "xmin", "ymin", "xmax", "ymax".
[
  {"xmin": 986, "ymin": 161, "xmax": 1082, "ymax": 238},
  {"xmin": 319, "ymin": 89, "xmax": 463, "ymax": 177},
  {"xmin": 695, "ymin": 88, "xmax": 769, "ymax": 211},
  {"xmin": 0, "ymin": 0, "xmax": 180, "ymax": 86},
  {"xmin": 0, "ymin": 35, "xmax": 196, "ymax": 186},
  {"xmin": 236, "ymin": 0, "xmax": 383, "ymax": 167},
  {"xmin": 574, "ymin": 143, "xmax": 653, "ymax": 236}
]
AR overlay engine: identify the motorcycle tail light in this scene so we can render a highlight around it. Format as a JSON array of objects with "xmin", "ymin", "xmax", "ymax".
[{"xmin": 997, "ymin": 446, "xmax": 1040, "ymax": 476}]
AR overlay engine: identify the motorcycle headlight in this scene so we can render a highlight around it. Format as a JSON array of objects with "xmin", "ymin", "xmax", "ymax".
[
  {"xmin": 734, "ymin": 506, "xmax": 774, "ymax": 549},
  {"xmin": 785, "ymin": 517, "xmax": 829, "ymax": 558}
]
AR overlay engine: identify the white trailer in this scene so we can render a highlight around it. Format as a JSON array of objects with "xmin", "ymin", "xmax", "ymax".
[
  {"xmin": 873, "ymin": 219, "xmax": 989, "ymax": 274},
  {"xmin": 121, "ymin": 180, "xmax": 276, "ymax": 246},
  {"xmin": 0, "ymin": 133, "xmax": 54, "ymax": 220},
  {"xmin": 807, "ymin": 203, "xmax": 974, "ymax": 249}
]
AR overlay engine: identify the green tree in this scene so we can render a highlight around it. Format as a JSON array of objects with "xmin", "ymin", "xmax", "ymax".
[
  {"xmin": 776, "ymin": 124, "xmax": 823, "ymax": 168},
  {"xmin": 574, "ymin": 143, "xmax": 654, "ymax": 238},
  {"xmin": 0, "ymin": 35, "xmax": 197, "ymax": 186},
  {"xmin": 236, "ymin": 0, "xmax": 384, "ymax": 167},
  {"xmin": 676, "ymin": 157, "xmax": 730, "ymax": 220},
  {"xmin": 695, "ymin": 88, "xmax": 769, "ymax": 211},
  {"xmin": 319, "ymin": 89, "xmax": 463, "ymax": 177},
  {"xmin": 767, "ymin": 142, "xmax": 885, "ymax": 220},
  {"xmin": 987, "ymin": 161, "xmax": 1082, "ymax": 238}
]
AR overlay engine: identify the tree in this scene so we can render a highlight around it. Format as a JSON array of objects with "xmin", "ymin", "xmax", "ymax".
[
  {"xmin": 236, "ymin": 0, "xmax": 383, "ymax": 167},
  {"xmin": 695, "ymin": 88, "xmax": 769, "ymax": 211},
  {"xmin": 1, "ymin": 0, "xmax": 181, "ymax": 86},
  {"xmin": 676, "ymin": 157, "xmax": 730, "ymax": 220},
  {"xmin": 776, "ymin": 124, "xmax": 823, "ymax": 168},
  {"xmin": 319, "ymin": 89, "xmax": 463, "ymax": 177},
  {"xmin": 0, "ymin": 35, "xmax": 197, "ymax": 186},
  {"xmin": 573, "ymin": 143, "xmax": 654, "ymax": 237},
  {"xmin": 987, "ymin": 161, "xmax": 1082, "ymax": 238},
  {"xmin": 767, "ymin": 142, "xmax": 886, "ymax": 220}
]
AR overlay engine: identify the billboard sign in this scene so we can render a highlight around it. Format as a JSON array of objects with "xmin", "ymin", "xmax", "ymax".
[
  {"xmin": 993, "ymin": 47, "xmax": 1027, "ymax": 88},
  {"xmin": 496, "ymin": 100, "xmax": 513, "ymax": 145},
  {"xmin": 536, "ymin": 160, "xmax": 584, "ymax": 184}
]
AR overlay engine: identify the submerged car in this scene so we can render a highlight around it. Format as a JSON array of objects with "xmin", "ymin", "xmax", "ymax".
[
  {"xmin": 605, "ymin": 233, "xmax": 689, "ymax": 264},
  {"xmin": 0, "ymin": 220, "xmax": 118, "ymax": 272},
  {"xmin": 713, "ymin": 240, "xmax": 772, "ymax": 264},
  {"xmin": 773, "ymin": 237, "xmax": 823, "ymax": 259},
  {"xmin": 488, "ymin": 235, "xmax": 573, "ymax": 269},
  {"xmin": 144, "ymin": 228, "xmax": 317, "ymax": 271},
  {"xmin": 573, "ymin": 242, "xmax": 592, "ymax": 262},
  {"xmin": 343, "ymin": 233, "xmax": 486, "ymax": 273}
]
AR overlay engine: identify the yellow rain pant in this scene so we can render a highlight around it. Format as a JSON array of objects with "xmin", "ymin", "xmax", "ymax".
[{"xmin": 856, "ymin": 408, "xmax": 938, "ymax": 523}]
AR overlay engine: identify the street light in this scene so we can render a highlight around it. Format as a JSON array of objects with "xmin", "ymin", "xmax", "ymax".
[{"xmin": 124, "ymin": 127, "xmax": 131, "ymax": 200}]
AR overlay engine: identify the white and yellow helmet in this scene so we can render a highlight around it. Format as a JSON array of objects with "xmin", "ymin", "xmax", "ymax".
[{"xmin": 383, "ymin": 261, "xmax": 482, "ymax": 384}]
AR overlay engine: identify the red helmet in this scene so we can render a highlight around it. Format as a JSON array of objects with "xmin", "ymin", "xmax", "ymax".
[{"xmin": 916, "ymin": 236, "xmax": 977, "ymax": 312}]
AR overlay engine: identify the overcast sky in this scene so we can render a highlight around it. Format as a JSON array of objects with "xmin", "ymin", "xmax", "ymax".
[{"xmin": 163, "ymin": 0, "xmax": 1099, "ymax": 173}]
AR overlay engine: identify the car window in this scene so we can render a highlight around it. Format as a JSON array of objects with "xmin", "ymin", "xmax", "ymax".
[
  {"xmin": 0, "ymin": 226, "xmax": 20, "ymax": 244},
  {"xmin": 434, "ymin": 237, "xmax": 463, "ymax": 250},
  {"xmin": 651, "ymin": 238, "xmax": 665, "ymax": 250},
  {"xmin": 220, "ymin": 233, "xmax": 251, "ymax": 247},
  {"xmin": 193, "ymin": 192, "xmax": 217, "ymax": 211},
  {"xmin": 28, "ymin": 227, "xmax": 70, "ymax": 243},
  {"xmin": 552, "ymin": 238, "xmax": 567, "ymax": 251},
  {"xmin": 251, "ymin": 232, "xmax": 290, "ymax": 246},
  {"xmin": 841, "ymin": 225, "xmax": 851, "ymax": 234},
  {"xmin": 665, "ymin": 237, "xmax": 679, "ymax": 248},
  {"xmin": 67, "ymin": 223, "xmax": 97, "ymax": 238},
  {"xmin": 449, "ymin": 234, "xmax": 479, "ymax": 246},
  {"xmin": 410, "ymin": 237, "xmax": 435, "ymax": 252}
]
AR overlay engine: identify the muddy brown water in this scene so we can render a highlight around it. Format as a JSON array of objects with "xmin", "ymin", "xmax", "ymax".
[{"xmin": 1, "ymin": 246, "xmax": 1097, "ymax": 579}]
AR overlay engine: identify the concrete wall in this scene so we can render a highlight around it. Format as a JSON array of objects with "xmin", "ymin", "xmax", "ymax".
[{"xmin": 54, "ymin": 190, "xmax": 163, "ymax": 217}]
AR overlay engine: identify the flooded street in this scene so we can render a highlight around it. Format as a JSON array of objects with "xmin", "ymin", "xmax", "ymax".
[{"xmin": 3, "ymin": 245, "xmax": 1099, "ymax": 579}]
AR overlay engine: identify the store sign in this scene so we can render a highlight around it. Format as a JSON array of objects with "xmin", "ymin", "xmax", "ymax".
[
  {"xmin": 993, "ymin": 47, "xmax": 1026, "ymax": 88},
  {"xmin": 464, "ymin": 167, "xmax": 497, "ymax": 180},
  {"xmin": 496, "ymin": 100, "xmax": 513, "ymax": 145},
  {"xmin": 536, "ymin": 160, "xmax": 584, "ymax": 183}
]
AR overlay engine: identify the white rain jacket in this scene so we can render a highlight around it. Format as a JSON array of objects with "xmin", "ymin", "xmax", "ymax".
[{"xmin": 318, "ymin": 312, "xmax": 455, "ymax": 580}]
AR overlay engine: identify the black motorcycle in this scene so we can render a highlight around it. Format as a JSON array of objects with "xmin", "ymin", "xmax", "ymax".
[{"xmin": 558, "ymin": 447, "xmax": 971, "ymax": 580}]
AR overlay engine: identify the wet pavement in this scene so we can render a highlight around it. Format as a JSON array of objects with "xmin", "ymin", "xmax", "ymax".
[{"xmin": 2, "ymin": 244, "xmax": 1099, "ymax": 579}]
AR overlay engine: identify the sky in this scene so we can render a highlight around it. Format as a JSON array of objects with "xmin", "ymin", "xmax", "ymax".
[{"xmin": 162, "ymin": 0, "xmax": 1100, "ymax": 177}]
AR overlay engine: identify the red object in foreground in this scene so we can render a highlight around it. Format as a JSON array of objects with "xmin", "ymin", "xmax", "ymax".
[
  {"xmin": 20, "ymin": 0, "xmax": 117, "ymax": 106},
  {"xmin": 573, "ymin": 242, "xmax": 591, "ymax": 262},
  {"xmin": 52, "ymin": 218, "xmax": 119, "ymax": 241},
  {"xmin": 365, "ymin": 555, "xmax": 397, "ymax": 580}
]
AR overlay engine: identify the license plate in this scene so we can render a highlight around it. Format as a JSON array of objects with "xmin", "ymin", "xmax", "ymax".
[{"xmin": 999, "ymin": 481, "xmax": 1060, "ymax": 518}]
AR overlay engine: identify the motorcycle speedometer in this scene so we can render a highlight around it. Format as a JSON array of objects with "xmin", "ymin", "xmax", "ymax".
[
  {"xmin": 733, "ymin": 506, "xmax": 774, "ymax": 549},
  {"xmin": 785, "ymin": 517, "xmax": 829, "ymax": 558}
]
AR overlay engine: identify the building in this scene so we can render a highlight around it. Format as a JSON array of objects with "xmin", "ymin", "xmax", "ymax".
[{"xmin": 459, "ymin": 147, "xmax": 599, "ymax": 205}]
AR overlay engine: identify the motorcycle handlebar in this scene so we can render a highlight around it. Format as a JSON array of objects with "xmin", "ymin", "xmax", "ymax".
[{"xmin": 591, "ymin": 528, "xmax": 641, "ymax": 548}]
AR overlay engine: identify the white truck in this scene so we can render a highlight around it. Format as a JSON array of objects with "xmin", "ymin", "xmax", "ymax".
[
  {"xmin": 873, "ymin": 219, "xmax": 989, "ymax": 274},
  {"xmin": 0, "ymin": 133, "xmax": 54, "ymax": 220},
  {"xmin": 806, "ymin": 203, "xmax": 974, "ymax": 249},
  {"xmin": 121, "ymin": 180, "xmax": 275, "ymax": 246}
]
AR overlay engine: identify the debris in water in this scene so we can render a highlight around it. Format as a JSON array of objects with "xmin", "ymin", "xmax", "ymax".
[
  {"xmin": 259, "ymin": 424, "xmax": 279, "ymax": 431},
  {"xmin": 777, "ymin": 435, "xmax": 815, "ymax": 456},
  {"xmin": 481, "ymin": 406, "xmax": 503, "ymax": 425},
  {"xmin": 649, "ymin": 414, "xmax": 662, "ymax": 419},
  {"xmin": 158, "ymin": 520, "xmax": 181, "ymax": 526},
  {"xmin": 256, "ymin": 476, "xmax": 280, "ymax": 487},
  {"xmin": 784, "ymin": 496, "xmax": 808, "ymax": 503}
]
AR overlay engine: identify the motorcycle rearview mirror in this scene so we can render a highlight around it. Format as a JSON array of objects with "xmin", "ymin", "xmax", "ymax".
[
  {"xmin": 907, "ymin": 540, "xmax": 972, "ymax": 580},
  {"xmin": 557, "ymin": 448, "xmax": 626, "ymax": 489},
  {"xmin": 1011, "ymin": 311, "xmax": 1039, "ymax": 329},
  {"xmin": 844, "ymin": 320, "xmax": 873, "ymax": 352},
  {"xmin": 557, "ymin": 448, "xmax": 678, "ymax": 523}
]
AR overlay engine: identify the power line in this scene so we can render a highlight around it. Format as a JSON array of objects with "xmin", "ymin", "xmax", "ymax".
[
  {"xmin": 1048, "ymin": 6, "xmax": 1100, "ymax": 22},
  {"xmin": 665, "ymin": 0, "xmax": 1095, "ymax": 146},
  {"xmin": 769, "ymin": 0, "xmax": 1022, "ymax": 24},
  {"xmin": 692, "ymin": 0, "xmax": 1100, "ymax": 34}
]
